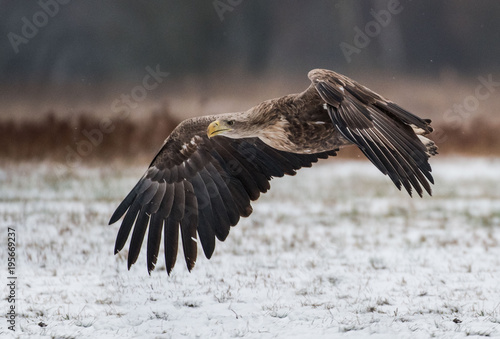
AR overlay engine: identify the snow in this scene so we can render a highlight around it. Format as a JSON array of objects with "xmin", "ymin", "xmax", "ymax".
[{"xmin": 1, "ymin": 157, "xmax": 500, "ymax": 338}]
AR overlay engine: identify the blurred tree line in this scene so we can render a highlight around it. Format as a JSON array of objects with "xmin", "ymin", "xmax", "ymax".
[{"xmin": 1, "ymin": 0, "xmax": 499, "ymax": 88}]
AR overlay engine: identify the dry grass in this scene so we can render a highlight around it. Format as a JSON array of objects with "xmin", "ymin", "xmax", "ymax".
[
  {"xmin": 434, "ymin": 117, "xmax": 500, "ymax": 156},
  {"xmin": 1, "ymin": 109, "xmax": 498, "ymax": 163},
  {"xmin": 0, "ymin": 107, "xmax": 179, "ymax": 163}
]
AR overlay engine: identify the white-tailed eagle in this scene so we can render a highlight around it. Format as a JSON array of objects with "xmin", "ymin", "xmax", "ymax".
[{"xmin": 109, "ymin": 69, "xmax": 437, "ymax": 274}]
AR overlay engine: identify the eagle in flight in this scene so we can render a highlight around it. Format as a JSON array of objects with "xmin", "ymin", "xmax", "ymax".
[{"xmin": 110, "ymin": 69, "xmax": 437, "ymax": 274}]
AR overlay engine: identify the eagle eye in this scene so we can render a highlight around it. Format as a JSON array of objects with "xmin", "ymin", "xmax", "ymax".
[{"xmin": 227, "ymin": 120, "xmax": 234, "ymax": 126}]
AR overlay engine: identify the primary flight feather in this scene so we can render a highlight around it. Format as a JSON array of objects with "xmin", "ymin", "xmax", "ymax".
[{"xmin": 109, "ymin": 69, "xmax": 437, "ymax": 274}]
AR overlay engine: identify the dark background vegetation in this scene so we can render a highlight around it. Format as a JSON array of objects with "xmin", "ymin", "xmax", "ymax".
[{"xmin": 1, "ymin": 0, "xmax": 500, "ymax": 163}]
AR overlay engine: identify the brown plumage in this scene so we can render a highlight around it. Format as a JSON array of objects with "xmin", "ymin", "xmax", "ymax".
[{"xmin": 109, "ymin": 69, "xmax": 437, "ymax": 274}]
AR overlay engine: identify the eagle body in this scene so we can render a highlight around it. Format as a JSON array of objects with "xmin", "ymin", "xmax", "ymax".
[
  {"xmin": 110, "ymin": 69, "xmax": 437, "ymax": 274},
  {"xmin": 247, "ymin": 92, "xmax": 345, "ymax": 154}
]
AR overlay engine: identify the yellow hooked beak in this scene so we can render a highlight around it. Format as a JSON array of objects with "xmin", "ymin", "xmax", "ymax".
[{"xmin": 207, "ymin": 120, "xmax": 232, "ymax": 138}]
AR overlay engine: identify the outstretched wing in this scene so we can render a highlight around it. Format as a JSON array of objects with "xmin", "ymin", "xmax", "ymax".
[
  {"xmin": 109, "ymin": 117, "xmax": 337, "ymax": 274},
  {"xmin": 308, "ymin": 69, "xmax": 435, "ymax": 197}
]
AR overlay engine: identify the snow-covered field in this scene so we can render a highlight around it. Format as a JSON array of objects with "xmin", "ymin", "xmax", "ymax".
[{"xmin": 1, "ymin": 158, "xmax": 500, "ymax": 338}]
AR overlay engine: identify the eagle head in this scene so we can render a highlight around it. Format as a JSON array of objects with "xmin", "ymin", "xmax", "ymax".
[
  {"xmin": 207, "ymin": 113, "xmax": 262, "ymax": 139},
  {"xmin": 207, "ymin": 119, "xmax": 235, "ymax": 137},
  {"xmin": 207, "ymin": 104, "xmax": 283, "ymax": 140}
]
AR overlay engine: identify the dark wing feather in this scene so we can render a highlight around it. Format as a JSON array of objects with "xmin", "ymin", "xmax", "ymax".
[
  {"xmin": 188, "ymin": 172, "xmax": 216, "ymax": 259},
  {"xmin": 180, "ymin": 180, "xmax": 198, "ymax": 271},
  {"xmin": 110, "ymin": 117, "xmax": 336, "ymax": 274},
  {"xmin": 308, "ymin": 69, "xmax": 434, "ymax": 197},
  {"xmin": 164, "ymin": 218, "xmax": 179, "ymax": 274},
  {"xmin": 198, "ymin": 168, "xmax": 231, "ymax": 241},
  {"xmin": 147, "ymin": 213, "xmax": 163, "ymax": 273}
]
